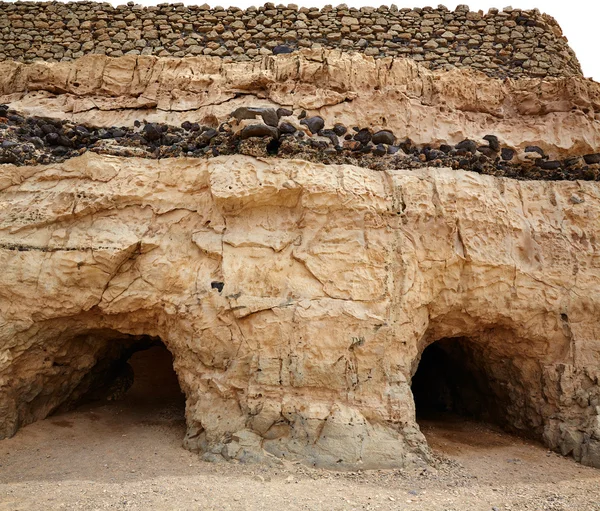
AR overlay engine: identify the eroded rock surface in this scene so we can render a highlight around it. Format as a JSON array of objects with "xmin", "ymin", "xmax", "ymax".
[
  {"xmin": 2, "ymin": 51, "xmax": 600, "ymax": 157},
  {"xmin": 1, "ymin": 153, "xmax": 599, "ymax": 469}
]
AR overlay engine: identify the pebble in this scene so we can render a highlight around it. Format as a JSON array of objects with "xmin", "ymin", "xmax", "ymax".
[
  {"xmin": 371, "ymin": 130, "xmax": 395, "ymax": 145},
  {"xmin": 240, "ymin": 124, "xmax": 279, "ymax": 139},
  {"xmin": 300, "ymin": 116, "xmax": 324, "ymax": 134}
]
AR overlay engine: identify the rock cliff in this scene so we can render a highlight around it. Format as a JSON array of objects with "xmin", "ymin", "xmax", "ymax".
[{"xmin": 1, "ymin": 50, "xmax": 600, "ymax": 470}]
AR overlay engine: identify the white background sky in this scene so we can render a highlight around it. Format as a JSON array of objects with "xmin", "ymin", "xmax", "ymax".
[{"xmin": 28, "ymin": 0, "xmax": 600, "ymax": 80}]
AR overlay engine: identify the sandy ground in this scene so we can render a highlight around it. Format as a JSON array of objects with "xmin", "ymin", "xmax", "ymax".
[{"xmin": 1, "ymin": 346, "xmax": 599, "ymax": 511}]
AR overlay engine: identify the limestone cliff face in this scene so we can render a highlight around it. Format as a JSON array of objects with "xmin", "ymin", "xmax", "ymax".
[
  {"xmin": 1, "ymin": 152, "xmax": 599, "ymax": 468},
  {"xmin": 1, "ymin": 51, "xmax": 600, "ymax": 470}
]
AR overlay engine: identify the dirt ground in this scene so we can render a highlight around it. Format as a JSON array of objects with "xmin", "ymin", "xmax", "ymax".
[{"xmin": 1, "ymin": 346, "xmax": 599, "ymax": 511}]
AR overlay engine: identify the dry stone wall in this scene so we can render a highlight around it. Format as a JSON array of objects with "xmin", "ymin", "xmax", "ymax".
[{"xmin": 0, "ymin": 1, "xmax": 582, "ymax": 79}]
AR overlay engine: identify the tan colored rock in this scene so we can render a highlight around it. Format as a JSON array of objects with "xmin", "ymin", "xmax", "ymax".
[{"xmin": 1, "ymin": 153, "xmax": 599, "ymax": 469}]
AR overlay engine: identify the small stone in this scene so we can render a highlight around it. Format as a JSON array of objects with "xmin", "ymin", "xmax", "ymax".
[
  {"xmin": 483, "ymin": 134, "xmax": 500, "ymax": 151},
  {"xmin": 371, "ymin": 130, "xmax": 395, "ymax": 145},
  {"xmin": 525, "ymin": 145, "xmax": 545, "ymax": 157},
  {"xmin": 279, "ymin": 122, "xmax": 297, "ymax": 134},
  {"xmin": 455, "ymin": 139, "xmax": 478, "ymax": 153},
  {"xmin": 143, "ymin": 123, "xmax": 163, "ymax": 142},
  {"xmin": 540, "ymin": 160, "xmax": 561, "ymax": 170},
  {"xmin": 372, "ymin": 144, "xmax": 387, "ymax": 156},
  {"xmin": 332, "ymin": 124, "xmax": 347, "ymax": 136},
  {"xmin": 501, "ymin": 148, "xmax": 515, "ymax": 161},
  {"xmin": 353, "ymin": 128, "xmax": 372, "ymax": 145},
  {"xmin": 300, "ymin": 116, "xmax": 324, "ymax": 134},
  {"xmin": 583, "ymin": 153, "xmax": 600, "ymax": 164},
  {"xmin": 276, "ymin": 108, "xmax": 293, "ymax": 118},
  {"xmin": 240, "ymin": 124, "xmax": 279, "ymax": 139},
  {"xmin": 273, "ymin": 45, "xmax": 293, "ymax": 55}
]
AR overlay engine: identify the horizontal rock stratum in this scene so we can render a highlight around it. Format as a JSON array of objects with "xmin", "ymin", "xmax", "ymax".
[
  {"xmin": 1, "ymin": 152, "xmax": 599, "ymax": 469},
  {"xmin": 1, "ymin": 48, "xmax": 600, "ymax": 471}
]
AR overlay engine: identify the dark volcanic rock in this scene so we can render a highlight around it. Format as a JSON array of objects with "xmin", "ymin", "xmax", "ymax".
[
  {"xmin": 332, "ymin": 124, "xmax": 347, "ymax": 137},
  {"xmin": 279, "ymin": 122, "xmax": 297, "ymax": 135},
  {"xmin": 501, "ymin": 148, "xmax": 515, "ymax": 161},
  {"xmin": 276, "ymin": 108, "xmax": 293, "ymax": 118},
  {"xmin": 232, "ymin": 107, "xmax": 279, "ymax": 127},
  {"xmin": 583, "ymin": 153, "xmax": 600, "ymax": 164},
  {"xmin": 353, "ymin": 128, "xmax": 372, "ymax": 145},
  {"xmin": 273, "ymin": 45, "xmax": 293, "ymax": 55},
  {"xmin": 525, "ymin": 145, "xmax": 545, "ymax": 157},
  {"xmin": 143, "ymin": 123, "xmax": 163, "ymax": 142},
  {"xmin": 372, "ymin": 144, "xmax": 387, "ymax": 156},
  {"xmin": 300, "ymin": 116, "xmax": 325, "ymax": 134},
  {"xmin": 455, "ymin": 139, "xmax": 478, "ymax": 153},
  {"xmin": 240, "ymin": 124, "xmax": 279, "ymax": 139},
  {"xmin": 483, "ymin": 134, "xmax": 500, "ymax": 151},
  {"xmin": 371, "ymin": 130, "xmax": 395, "ymax": 145},
  {"xmin": 540, "ymin": 160, "xmax": 561, "ymax": 170}
]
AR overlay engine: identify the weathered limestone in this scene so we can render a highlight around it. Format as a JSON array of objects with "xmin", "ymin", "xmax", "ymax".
[
  {"xmin": 1, "ymin": 153, "xmax": 599, "ymax": 469},
  {"xmin": 1, "ymin": 52, "xmax": 599, "ymax": 158}
]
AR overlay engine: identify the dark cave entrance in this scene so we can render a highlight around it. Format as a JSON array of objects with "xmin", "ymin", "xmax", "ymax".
[
  {"xmin": 411, "ymin": 337, "xmax": 513, "ymax": 431},
  {"xmin": 55, "ymin": 334, "xmax": 186, "ymax": 425}
]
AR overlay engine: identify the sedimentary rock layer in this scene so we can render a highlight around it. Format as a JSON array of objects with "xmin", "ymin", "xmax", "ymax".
[
  {"xmin": 1, "ymin": 51, "xmax": 599, "ymax": 159},
  {"xmin": 1, "ymin": 153, "xmax": 599, "ymax": 469},
  {"xmin": 0, "ymin": 2, "xmax": 581, "ymax": 79}
]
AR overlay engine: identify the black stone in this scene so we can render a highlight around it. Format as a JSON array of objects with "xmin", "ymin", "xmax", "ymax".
[
  {"xmin": 211, "ymin": 281, "xmax": 224, "ymax": 292},
  {"xmin": 279, "ymin": 121, "xmax": 297, "ymax": 134},
  {"xmin": 163, "ymin": 133, "xmax": 182, "ymax": 145},
  {"xmin": 455, "ymin": 139, "xmax": 477, "ymax": 153},
  {"xmin": 300, "ymin": 116, "xmax": 324, "ymax": 134},
  {"xmin": 372, "ymin": 144, "xmax": 387, "ymax": 156},
  {"xmin": 297, "ymin": 110, "xmax": 307, "ymax": 120},
  {"xmin": 583, "ymin": 153, "xmax": 600, "ymax": 164},
  {"xmin": 540, "ymin": 160, "xmax": 561, "ymax": 170},
  {"xmin": 240, "ymin": 124, "xmax": 279, "ymax": 139},
  {"xmin": 371, "ymin": 130, "xmax": 395, "ymax": 145},
  {"xmin": 439, "ymin": 144, "xmax": 452, "ymax": 153},
  {"xmin": 74, "ymin": 125, "xmax": 90, "ymax": 137},
  {"xmin": 309, "ymin": 138, "xmax": 329, "ymax": 150},
  {"xmin": 41, "ymin": 124, "xmax": 57, "ymax": 135},
  {"xmin": 273, "ymin": 45, "xmax": 293, "ymax": 55},
  {"xmin": 276, "ymin": 108, "xmax": 293, "ymax": 118},
  {"xmin": 501, "ymin": 148, "xmax": 515, "ymax": 161},
  {"xmin": 143, "ymin": 123, "xmax": 163, "ymax": 142},
  {"xmin": 198, "ymin": 128, "xmax": 218, "ymax": 143},
  {"xmin": 353, "ymin": 128, "xmax": 372, "ymax": 145},
  {"xmin": 45, "ymin": 132, "xmax": 60, "ymax": 145},
  {"xmin": 525, "ymin": 145, "xmax": 545, "ymax": 157},
  {"xmin": 387, "ymin": 145, "xmax": 400, "ymax": 155},
  {"xmin": 483, "ymin": 134, "xmax": 500, "ymax": 151},
  {"xmin": 332, "ymin": 124, "xmax": 347, "ymax": 136},
  {"xmin": 319, "ymin": 129, "xmax": 339, "ymax": 146}
]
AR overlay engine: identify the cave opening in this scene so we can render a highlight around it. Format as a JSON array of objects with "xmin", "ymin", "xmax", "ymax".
[
  {"xmin": 53, "ymin": 334, "xmax": 186, "ymax": 427},
  {"xmin": 411, "ymin": 337, "xmax": 516, "ymax": 438}
]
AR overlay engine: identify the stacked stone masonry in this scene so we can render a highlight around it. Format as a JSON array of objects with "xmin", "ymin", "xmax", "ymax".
[{"xmin": 0, "ymin": 1, "xmax": 582, "ymax": 79}]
